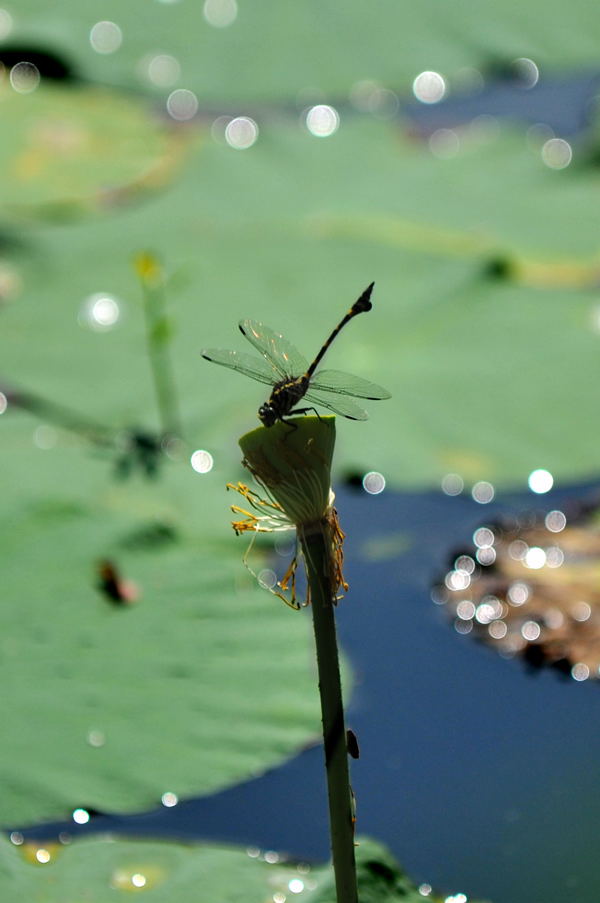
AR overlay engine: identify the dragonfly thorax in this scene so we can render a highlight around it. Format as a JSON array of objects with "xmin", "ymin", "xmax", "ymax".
[{"xmin": 258, "ymin": 375, "xmax": 309, "ymax": 426}]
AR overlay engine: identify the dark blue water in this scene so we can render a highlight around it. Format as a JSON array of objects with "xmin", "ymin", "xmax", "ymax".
[
  {"xmin": 19, "ymin": 478, "xmax": 600, "ymax": 903},
  {"xmin": 404, "ymin": 69, "xmax": 600, "ymax": 138}
]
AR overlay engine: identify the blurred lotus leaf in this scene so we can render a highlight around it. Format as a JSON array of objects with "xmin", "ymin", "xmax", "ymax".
[{"xmin": 0, "ymin": 81, "xmax": 191, "ymax": 221}]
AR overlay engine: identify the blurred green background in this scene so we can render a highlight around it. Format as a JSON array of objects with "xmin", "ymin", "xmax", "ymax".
[{"xmin": 2, "ymin": 0, "xmax": 600, "ymax": 897}]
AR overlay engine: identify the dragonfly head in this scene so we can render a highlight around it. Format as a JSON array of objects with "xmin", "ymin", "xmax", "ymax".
[{"xmin": 258, "ymin": 402, "xmax": 278, "ymax": 427}]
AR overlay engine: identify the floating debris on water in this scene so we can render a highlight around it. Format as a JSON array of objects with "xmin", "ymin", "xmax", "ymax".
[{"xmin": 434, "ymin": 504, "xmax": 600, "ymax": 680}]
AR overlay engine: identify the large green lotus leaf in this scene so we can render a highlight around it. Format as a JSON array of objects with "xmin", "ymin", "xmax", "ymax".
[
  {"xmin": 0, "ymin": 834, "xmax": 474, "ymax": 902},
  {"xmin": 9, "ymin": 0, "xmax": 600, "ymax": 100},
  {"xmin": 0, "ymin": 82, "xmax": 190, "ymax": 220},
  {"xmin": 2, "ymin": 117, "xmax": 599, "ymax": 489},
  {"xmin": 0, "ymin": 427, "xmax": 323, "ymax": 824}
]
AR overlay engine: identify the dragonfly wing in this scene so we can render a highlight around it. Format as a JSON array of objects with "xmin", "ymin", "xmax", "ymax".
[
  {"xmin": 302, "ymin": 388, "xmax": 369, "ymax": 420},
  {"xmin": 309, "ymin": 368, "xmax": 391, "ymax": 400},
  {"xmin": 201, "ymin": 349, "xmax": 279, "ymax": 386},
  {"xmin": 239, "ymin": 320, "xmax": 309, "ymax": 379}
]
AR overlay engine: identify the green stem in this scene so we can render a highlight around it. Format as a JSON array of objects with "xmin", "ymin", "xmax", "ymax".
[
  {"xmin": 300, "ymin": 525, "xmax": 358, "ymax": 903},
  {"xmin": 0, "ymin": 382, "xmax": 115, "ymax": 447},
  {"xmin": 140, "ymin": 273, "xmax": 182, "ymax": 439}
]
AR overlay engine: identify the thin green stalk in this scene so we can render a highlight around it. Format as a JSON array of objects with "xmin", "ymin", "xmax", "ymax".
[
  {"xmin": 300, "ymin": 525, "xmax": 358, "ymax": 903},
  {"xmin": 0, "ymin": 382, "xmax": 114, "ymax": 447},
  {"xmin": 136, "ymin": 253, "xmax": 182, "ymax": 438}
]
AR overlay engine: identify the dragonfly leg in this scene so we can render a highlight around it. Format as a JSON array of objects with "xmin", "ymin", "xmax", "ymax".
[
  {"xmin": 290, "ymin": 406, "xmax": 322, "ymax": 421},
  {"xmin": 280, "ymin": 417, "xmax": 299, "ymax": 436},
  {"xmin": 279, "ymin": 406, "xmax": 322, "ymax": 438}
]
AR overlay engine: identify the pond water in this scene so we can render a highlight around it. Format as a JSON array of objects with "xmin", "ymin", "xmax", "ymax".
[
  {"xmin": 19, "ymin": 477, "xmax": 600, "ymax": 903},
  {"xmin": 403, "ymin": 68, "xmax": 600, "ymax": 138}
]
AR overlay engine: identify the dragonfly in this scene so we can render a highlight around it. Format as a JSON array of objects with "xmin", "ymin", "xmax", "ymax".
[{"xmin": 201, "ymin": 282, "xmax": 391, "ymax": 426}]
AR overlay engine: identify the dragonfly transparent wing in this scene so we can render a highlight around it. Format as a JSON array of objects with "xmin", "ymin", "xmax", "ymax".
[
  {"xmin": 309, "ymin": 368, "xmax": 391, "ymax": 400},
  {"xmin": 239, "ymin": 320, "xmax": 309, "ymax": 379},
  {"xmin": 201, "ymin": 349, "xmax": 281, "ymax": 387},
  {"xmin": 302, "ymin": 388, "xmax": 369, "ymax": 420}
]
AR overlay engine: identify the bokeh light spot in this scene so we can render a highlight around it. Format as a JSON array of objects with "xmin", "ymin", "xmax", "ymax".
[
  {"xmin": 454, "ymin": 618, "xmax": 473, "ymax": 635},
  {"xmin": 190, "ymin": 449, "xmax": 214, "ymax": 473},
  {"xmin": 362, "ymin": 471, "xmax": 385, "ymax": 494},
  {"xmin": 524, "ymin": 546, "xmax": 546, "ymax": 569},
  {"xmin": 412, "ymin": 70, "xmax": 445, "ymax": 104},
  {"xmin": 545, "ymin": 546, "xmax": 564, "ymax": 568},
  {"xmin": 456, "ymin": 600, "xmax": 475, "ymax": 620},
  {"xmin": 513, "ymin": 57, "xmax": 539, "ymax": 88},
  {"xmin": 521, "ymin": 620, "xmax": 541, "ymax": 641},
  {"xmin": 258, "ymin": 569, "xmax": 277, "ymax": 590},
  {"xmin": 87, "ymin": 729, "xmax": 106, "ymax": 747},
  {"xmin": 545, "ymin": 510, "xmax": 566, "ymax": 532},
  {"xmin": 161, "ymin": 791, "xmax": 179, "ymax": 807},
  {"xmin": 545, "ymin": 608, "xmax": 564, "ymax": 629},
  {"xmin": 445, "ymin": 569, "xmax": 470, "ymax": 591},
  {"xmin": 541, "ymin": 138, "xmax": 572, "ymax": 169},
  {"xmin": 571, "ymin": 663, "xmax": 590, "ymax": 682},
  {"xmin": 455, "ymin": 555, "xmax": 475, "ymax": 574},
  {"xmin": 349, "ymin": 80, "xmax": 399, "ymax": 118},
  {"xmin": 80, "ymin": 293, "xmax": 121, "ymax": 331},
  {"xmin": 34, "ymin": 425, "xmax": 57, "ymax": 449},
  {"xmin": 572, "ymin": 601, "xmax": 592, "ymax": 622},
  {"xmin": 508, "ymin": 582, "xmax": 529, "ymax": 605},
  {"xmin": 305, "ymin": 104, "xmax": 339, "ymax": 137},
  {"xmin": 167, "ymin": 88, "xmax": 198, "ymax": 121},
  {"xmin": 475, "ymin": 597, "xmax": 502, "ymax": 623},
  {"xmin": 489, "ymin": 620, "xmax": 507, "ymax": 639},
  {"xmin": 203, "ymin": 0, "xmax": 238, "ymax": 27},
  {"xmin": 528, "ymin": 468, "xmax": 553, "ymax": 493},
  {"xmin": 472, "ymin": 481, "xmax": 494, "ymax": 504},
  {"xmin": 72, "ymin": 808, "xmax": 90, "ymax": 825},
  {"xmin": 508, "ymin": 539, "xmax": 528, "ymax": 560},
  {"xmin": 589, "ymin": 303, "xmax": 600, "ymax": 333},
  {"xmin": 428, "ymin": 128, "xmax": 460, "ymax": 159},
  {"xmin": 473, "ymin": 527, "xmax": 494, "ymax": 548},
  {"xmin": 441, "ymin": 473, "xmax": 463, "ymax": 495},
  {"xmin": 145, "ymin": 53, "xmax": 181, "ymax": 87},
  {"xmin": 0, "ymin": 8, "xmax": 13, "ymax": 39},
  {"xmin": 476, "ymin": 546, "xmax": 496, "ymax": 566},
  {"xmin": 225, "ymin": 116, "xmax": 259, "ymax": 149},
  {"xmin": 89, "ymin": 21, "xmax": 123, "ymax": 54},
  {"xmin": 10, "ymin": 61, "xmax": 40, "ymax": 94}
]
